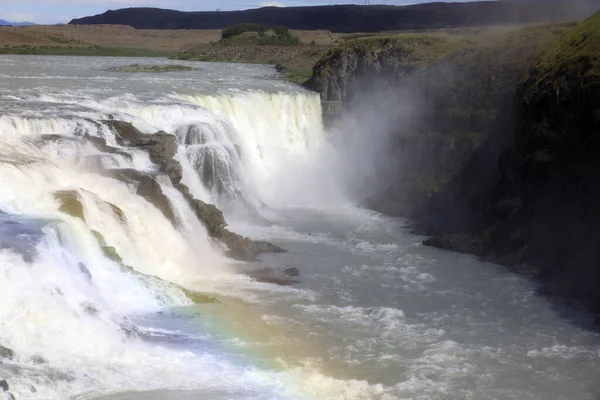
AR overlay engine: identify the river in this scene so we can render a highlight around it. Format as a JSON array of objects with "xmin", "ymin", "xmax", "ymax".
[{"xmin": 0, "ymin": 55, "xmax": 599, "ymax": 400}]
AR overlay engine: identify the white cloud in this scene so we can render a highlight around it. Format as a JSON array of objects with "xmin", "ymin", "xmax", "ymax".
[{"xmin": 261, "ymin": 1, "xmax": 284, "ymax": 6}]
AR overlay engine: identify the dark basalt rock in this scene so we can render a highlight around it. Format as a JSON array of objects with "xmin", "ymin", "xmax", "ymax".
[
  {"xmin": 423, "ymin": 234, "xmax": 483, "ymax": 256},
  {"xmin": 415, "ymin": 13, "xmax": 600, "ymax": 310},
  {"xmin": 78, "ymin": 262, "xmax": 93, "ymax": 283},
  {"xmin": 31, "ymin": 355, "xmax": 47, "ymax": 365},
  {"xmin": 284, "ymin": 267, "xmax": 300, "ymax": 277},
  {"xmin": 86, "ymin": 136, "xmax": 133, "ymax": 162},
  {"xmin": 0, "ymin": 379, "xmax": 8, "ymax": 391},
  {"xmin": 101, "ymin": 120, "xmax": 284, "ymax": 260},
  {"xmin": 108, "ymin": 169, "xmax": 178, "ymax": 226},
  {"xmin": 107, "ymin": 121, "xmax": 183, "ymax": 184},
  {"xmin": 83, "ymin": 304, "xmax": 99, "ymax": 316},
  {"xmin": 243, "ymin": 267, "xmax": 300, "ymax": 286},
  {"xmin": 175, "ymin": 183, "xmax": 284, "ymax": 261},
  {"xmin": 0, "ymin": 346, "xmax": 14, "ymax": 360}
]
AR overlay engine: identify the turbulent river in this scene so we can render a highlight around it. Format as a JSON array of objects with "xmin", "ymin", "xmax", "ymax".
[{"xmin": 0, "ymin": 55, "xmax": 599, "ymax": 400}]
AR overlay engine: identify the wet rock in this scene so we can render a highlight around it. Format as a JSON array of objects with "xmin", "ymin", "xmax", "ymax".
[
  {"xmin": 0, "ymin": 379, "xmax": 8, "ymax": 391},
  {"xmin": 121, "ymin": 322, "xmax": 142, "ymax": 339},
  {"xmin": 179, "ymin": 287, "xmax": 219, "ymax": 304},
  {"xmin": 134, "ymin": 174, "xmax": 178, "ymax": 225},
  {"xmin": 220, "ymin": 231, "xmax": 284, "ymax": 262},
  {"xmin": 243, "ymin": 267, "xmax": 299, "ymax": 286},
  {"xmin": 423, "ymin": 234, "xmax": 483, "ymax": 256},
  {"xmin": 111, "ymin": 169, "xmax": 177, "ymax": 226},
  {"xmin": 275, "ymin": 63, "xmax": 287, "ymax": 73},
  {"xmin": 106, "ymin": 121, "xmax": 182, "ymax": 184},
  {"xmin": 54, "ymin": 191, "xmax": 85, "ymax": 221},
  {"xmin": 31, "ymin": 355, "xmax": 47, "ymax": 365},
  {"xmin": 104, "ymin": 120, "xmax": 283, "ymax": 260},
  {"xmin": 0, "ymin": 346, "xmax": 14, "ymax": 361},
  {"xmin": 1, "ymin": 392, "xmax": 15, "ymax": 400},
  {"xmin": 78, "ymin": 262, "xmax": 92, "ymax": 283},
  {"xmin": 26, "ymin": 384, "xmax": 36, "ymax": 393},
  {"xmin": 83, "ymin": 304, "xmax": 99, "ymax": 316},
  {"xmin": 175, "ymin": 183, "xmax": 284, "ymax": 261},
  {"xmin": 284, "ymin": 267, "xmax": 300, "ymax": 277},
  {"xmin": 86, "ymin": 136, "xmax": 133, "ymax": 162}
]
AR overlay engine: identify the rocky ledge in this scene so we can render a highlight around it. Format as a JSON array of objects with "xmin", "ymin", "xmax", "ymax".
[{"xmin": 105, "ymin": 121, "xmax": 284, "ymax": 261}]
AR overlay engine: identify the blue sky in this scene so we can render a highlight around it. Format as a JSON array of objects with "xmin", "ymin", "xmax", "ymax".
[{"xmin": 0, "ymin": 0, "xmax": 481, "ymax": 24}]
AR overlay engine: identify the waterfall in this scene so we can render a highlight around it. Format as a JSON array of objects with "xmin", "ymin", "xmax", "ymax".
[
  {"xmin": 178, "ymin": 92, "xmax": 346, "ymax": 209},
  {"xmin": 0, "ymin": 84, "xmax": 342, "ymax": 398}
]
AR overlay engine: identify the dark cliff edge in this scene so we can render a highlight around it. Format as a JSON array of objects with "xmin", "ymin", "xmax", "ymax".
[
  {"xmin": 69, "ymin": 1, "xmax": 599, "ymax": 32},
  {"xmin": 306, "ymin": 13, "xmax": 600, "ymax": 313}
]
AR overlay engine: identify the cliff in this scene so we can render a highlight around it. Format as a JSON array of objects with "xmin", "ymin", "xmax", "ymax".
[
  {"xmin": 306, "ymin": 14, "xmax": 600, "ymax": 310},
  {"xmin": 307, "ymin": 25, "xmax": 570, "ymax": 216},
  {"xmin": 426, "ymin": 13, "xmax": 600, "ymax": 309},
  {"xmin": 69, "ymin": 1, "xmax": 600, "ymax": 32}
]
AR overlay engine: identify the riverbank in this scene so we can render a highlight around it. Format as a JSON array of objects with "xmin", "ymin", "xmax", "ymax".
[{"xmin": 0, "ymin": 24, "xmax": 339, "ymax": 83}]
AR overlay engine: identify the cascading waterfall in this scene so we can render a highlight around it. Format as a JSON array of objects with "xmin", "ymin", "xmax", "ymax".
[
  {"xmin": 0, "ymin": 57, "xmax": 351, "ymax": 399},
  {"xmin": 178, "ymin": 92, "xmax": 347, "ymax": 209}
]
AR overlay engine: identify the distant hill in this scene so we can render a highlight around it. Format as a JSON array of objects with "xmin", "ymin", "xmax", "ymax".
[
  {"xmin": 0, "ymin": 19, "xmax": 36, "ymax": 27},
  {"xmin": 69, "ymin": 1, "xmax": 600, "ymax": 32}
]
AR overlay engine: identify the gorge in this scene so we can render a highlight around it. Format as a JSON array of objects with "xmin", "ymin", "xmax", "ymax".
[{"xmin": 306, "ymin": 12, "xmax": 600, "ymax": 314}]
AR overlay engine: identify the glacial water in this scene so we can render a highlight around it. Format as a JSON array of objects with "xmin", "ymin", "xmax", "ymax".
[{"xmin": 0, "ymin": 55, "xmax": 599, "ymax": 400}]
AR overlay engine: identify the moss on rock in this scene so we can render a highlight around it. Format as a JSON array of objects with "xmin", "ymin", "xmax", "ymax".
[{"xmin": 55, "ymin": 190, "xmax": 85, "ymax": 221}]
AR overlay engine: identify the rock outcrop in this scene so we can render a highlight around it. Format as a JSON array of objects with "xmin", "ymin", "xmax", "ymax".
[
  {"xmin": 422, "ymin": 13, "xmax": 600, "ymax": 309},
  {"xmin": 0, "ymin": 346, "xmax": 14, "ymax": 360},
  {"xmin": 107, "ymin": 121, "xmax": 182, "ymax": 184},
  {"xmin": 106, "ymin": 121, "xmax": 283, "ymax": 260},
  {"xmin": 306, "ymin": 25, "xmax": 569, "ymax": 217},
  {"xmin": 175, "ymin": 183, "xmax": 283, "ymax": 261},
  {"xmin": 242, "ymin": 267, "xmax": 300, "ymax": 285}
]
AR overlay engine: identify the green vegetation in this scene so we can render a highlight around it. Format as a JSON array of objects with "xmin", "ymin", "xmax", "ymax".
[
  {"xmin": 314, "ymin": 23, "xmax": 574, "ymax": 81},
  {"xmin": 341, "ymin": 32, "xmax": 382, "ymax": 41},
  {"xmin": 222, "ymin": 23, "xmax": 268, "ymax": 39},
  {"xmin": 282, "ymin": 48, "xmax": 329, "ymax": 84},
  {"xmin": 535, "ymin": 13, "xmax": 600, "ymax": 79},
  {"xmin": 48, "ymin": 35, "xmax": 80, "ymax": 44},
  {"xmin": 107, "ymin": 63, "xmax": 194, "ymax": 73},
  {"xmin": 0, "ymin": 45, "xmax": 170, "ymax": 57},
  {"xmin": 221, "ymin": 23, "xmax": 300, "ymax": 46},
  {"xmin": 179, "ymin": 288, "xmax": 219, "ymax": 304},
  {"xmin": 55, "ymin": 190, "xmax": 85, "ymax": 221}
]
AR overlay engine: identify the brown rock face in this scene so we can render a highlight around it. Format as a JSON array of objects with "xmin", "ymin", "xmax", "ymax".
[
  {"xmin": 103, "ymin": 120, "xmax": 284, "ymax": 261},
  {"xmin": 175, "ymin": 183, "xmax": 284, "ymax": 261},
  {"xmin": 106, "ymin": 121, "xmax": 182, "ymax": 184}
]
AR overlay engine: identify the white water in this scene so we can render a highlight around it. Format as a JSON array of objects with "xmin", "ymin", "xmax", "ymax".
[
  {"xmin": 0, "ymin": 55, "xmax": 599, "ymax": 400},
  {"xmin": 0, "ymin": 56, "xmax": 353, "ymax": 399}
]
